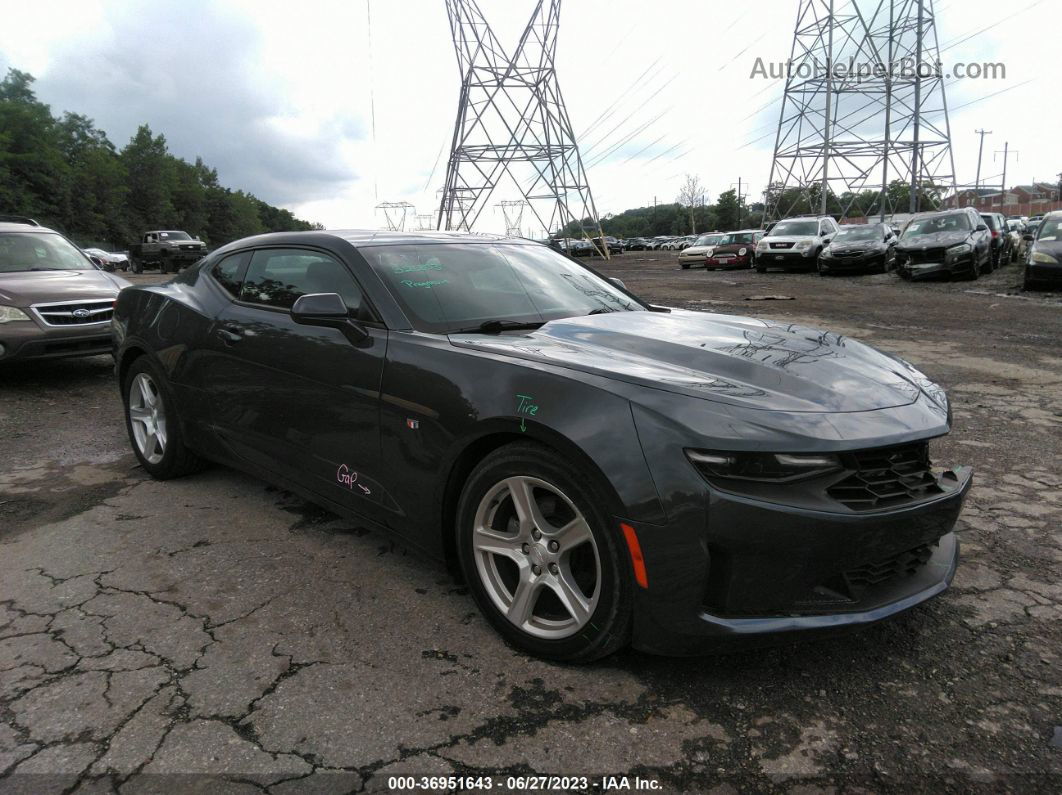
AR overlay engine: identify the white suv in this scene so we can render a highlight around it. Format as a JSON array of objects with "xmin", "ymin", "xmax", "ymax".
[{"xmin": 755, "ymin": 216, "xmax": 839, "ymax": 273}]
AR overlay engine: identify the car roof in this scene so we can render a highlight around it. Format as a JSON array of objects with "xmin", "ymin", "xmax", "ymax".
[
  {"xmin": 0, "ymin": 222, "xmax": 59, "ymax": 234},
  {"xmin": 207, "ymin": 228, "xmax": 533, "ymax": 257}
]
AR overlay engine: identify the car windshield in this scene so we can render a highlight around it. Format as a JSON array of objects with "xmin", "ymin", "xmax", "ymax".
[
  {"xmin": 834, "ymin": 226, "xmax": 881, "ymax": 241},
  {"xmin": 902, "ymin": 214, "xmax": 971, "ymax": 238},
  {"xmin": 1037, "ymin": 218, "xmax": 1061, "ymax": 241},
  {"xmin": 363, "ymin": 243, "xmax": 644, "ymax": 333},
  {"xmin": 0, "ymin": 232, "xmax": 94, "ymax": 273},
  {"xmin": 159, "ymin": 231, "xmax": 191, "ymax": 241},
  {"xmin": 717, "ymin": 232, "xmax": 755, "ymax": 245},
  {"xmin": 770, "ymin": 220, "xmax": 819, "ymax": 237}
]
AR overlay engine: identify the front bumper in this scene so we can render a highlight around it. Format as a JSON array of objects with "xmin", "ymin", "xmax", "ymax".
[
  {"xmin": 627, "ymin": 466, "xmax": 971, "ymax": 655},
  {"xmin": 758, "ymin": 250, "xmax": 816, "ymax": 269},
  {"xmin": 706, "ymin": 254, "xmax": 751, "ymax": 269},
  {"xmin": 820, "ymin": 252, "xmax": 886, "ymax": 273},
  {"xmin": 1025, "ymin": 261, "xmax": 1062, "ymax": 285},
  {"xmin": 896, "ymin": 258, "xmax": 965, "ymax": 279},
  {"xmin": 0, "ymin": 320, "xmax": 112, "ymax": 363}
]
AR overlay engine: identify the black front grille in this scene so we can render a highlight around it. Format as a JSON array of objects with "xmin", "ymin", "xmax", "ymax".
[
  {"xmin": 827, "ymin": 442, "xmax": 943, "ymax": 511},
  {"xmin": 842, "ymin": 543, "xmax": 934, "ymax": 599},
  {"xmin": 905, "ymin": 247, "xmax": 947, "ymax": 264},
  {"xmin": 770, "ymin": 241, "xmax": 794, "ymax": 249},
  {"xmin": 33, "ymin": 300, "xmax": 114, "ymax": 326},
  {"xmin": 834, "ymin": 249, "xmax": 865, "ymax": 258}
]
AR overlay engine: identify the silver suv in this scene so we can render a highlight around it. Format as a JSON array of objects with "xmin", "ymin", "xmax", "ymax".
[
  {"xmin": 756, "ymin": 216, "xmax": 839, "ymax": 273},
  {"xmin": 0, "ymin": 217, "xmax": 129, "ymax": 364}
]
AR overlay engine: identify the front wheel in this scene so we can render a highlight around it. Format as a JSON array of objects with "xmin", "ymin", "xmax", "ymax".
[
  {"xmin": 680, "ymin": 262, "xmax": 689, "ymax": 270},
  {"xmin": 456, "ymin": 442, "xmax": 633, "ymax": 662},
  {"xmin": 123, "ymin": 356, "xmax": 204, "ymax": 480}
]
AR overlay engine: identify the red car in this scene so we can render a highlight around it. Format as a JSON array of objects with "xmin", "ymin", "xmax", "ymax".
[{"xmin": 705, "ymin": 229, "xmax": 763, "ymax": 269}]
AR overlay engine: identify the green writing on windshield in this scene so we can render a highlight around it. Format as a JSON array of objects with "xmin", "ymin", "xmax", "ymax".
[
  {"xmin": 400, "ymin": 279, "xmax": 449, "ymax": 289},
  {"xmin": 393, "ymin": 263, "xmax": 443, "ymax": 274}
]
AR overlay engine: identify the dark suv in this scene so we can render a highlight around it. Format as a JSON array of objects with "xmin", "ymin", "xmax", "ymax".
[
  {"xmin": 979, "ymin": 212, "xmax": 1011, "ymax": 271},
  {"xmin": 895, "ymin": 208, "xmax": 991, "ymax": 281}
]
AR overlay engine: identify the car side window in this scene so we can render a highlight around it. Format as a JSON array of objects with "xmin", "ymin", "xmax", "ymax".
[
  {"xmin": 240, "ymin": 248, "xmax": 365, "ymax": 314},
  {"xmin": 211, "ymin": 251, "xmax": 252, "ymax": 298}
]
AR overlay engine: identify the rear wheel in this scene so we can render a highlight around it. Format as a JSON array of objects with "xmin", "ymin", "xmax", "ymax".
[
  {"xmin": 123, "ymin": 356, "xmax": 203, "ymax": 480},
  {"xmin": 456, "ymin": 442, "xmax": 632, "ymax": 662}
]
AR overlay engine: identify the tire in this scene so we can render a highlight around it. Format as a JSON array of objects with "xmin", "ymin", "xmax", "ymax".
[
  {"xmin": 961, "ymin": 258, "xmax": 980, "ymax": 281},
  {"xmin": 130, "ymin": 257, "xmax": 143, "ymax": 274},
  {"xmin": 122, "ymin": 356, "xmax": 204, "ymax": 480},
  {"xmin": 455, "ymin": 441, "xmax": 633, "ymax": 662},
  {"xmin": 756, "ymin": 264, "xmax": 767, "ymax": 274},
  {"xmin": 680, "ymin": 262, "xmax": 689, "ymax": 270}
]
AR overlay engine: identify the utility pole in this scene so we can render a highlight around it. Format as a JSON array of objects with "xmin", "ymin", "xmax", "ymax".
[
  {"xmin": 994, "ymin": 143, "xmax": 1018, "ymax": 209},
  {"xmin": 731, "ymin": 178, "xmax": 745, "ymax": 229},
  {"xmin": 974, "ymin": 129, "xmax": 992, "ymax": 193},
  {"xmin": 1056, "ymin": 172, "xmax": 1062, "ymax": 205}
]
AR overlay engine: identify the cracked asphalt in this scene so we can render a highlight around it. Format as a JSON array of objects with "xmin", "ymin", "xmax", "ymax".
[{"xmin": 1, "ymin": 255, "xmax": 1060, "ymax": 793}]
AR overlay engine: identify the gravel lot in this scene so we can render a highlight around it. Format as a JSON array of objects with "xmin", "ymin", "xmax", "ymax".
[{"xmin": 1, "ymin": 254, "xmax": 1060, "ymax": 792}]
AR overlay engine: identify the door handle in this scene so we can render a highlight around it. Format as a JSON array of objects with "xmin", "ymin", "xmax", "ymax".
[{"xmin": 217, "ymin": 326, "xmax": 242, "ymax": 344}]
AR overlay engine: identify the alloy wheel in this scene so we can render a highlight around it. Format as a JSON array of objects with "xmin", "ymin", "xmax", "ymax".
[
  {"xmin": 128, "ymin": 373, "xmax": 167, "ymax": 465},
  {"xmin": 472, "ymin": 476, "xmax": 601, "ymax": 639}
]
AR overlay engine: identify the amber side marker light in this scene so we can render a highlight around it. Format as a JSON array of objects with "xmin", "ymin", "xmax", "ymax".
[{"xmin": 619, "ymin": 523, "xmax": 649, "ymax": 589}]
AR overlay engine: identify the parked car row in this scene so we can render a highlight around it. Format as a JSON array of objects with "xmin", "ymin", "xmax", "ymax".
[{"xmin": 669, "ymin": 209, "xmax": 1060, "ymax": 289}]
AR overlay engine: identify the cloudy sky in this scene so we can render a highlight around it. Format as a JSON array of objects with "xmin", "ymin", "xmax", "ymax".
[{"xmin": 1, "ymin": 0, "xmax": 1055, "ymax": 233}]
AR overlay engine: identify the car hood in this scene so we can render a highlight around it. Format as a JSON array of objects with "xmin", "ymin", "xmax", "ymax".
[
  {"xmin": 713, "ymin": 243, "xmax": 753, "ymax": 255},
  {"xmin": 762, "ymin": 235, "xmax": 818, "ymax": 246},
  {"xmin": 830, "ymin": 240, "xmax": 884, "ymax": 252},
  {"xmin": 450, "ymin": 309, "xmax": 926, "ymax": 413},
  {"xmin": 0, "ymin": 269, "xmax": 128, "ymax": 305},
  {"xmin": 1032, "ymin": 240, "xmax": 1062, "ymax": 258},
  {"xmin": 680, "ymin": 245, "xmax": 714, "ymax": 256},
  {"xmin": 896, "ymin": 232, "xmax": 968, "ymax": 250}
]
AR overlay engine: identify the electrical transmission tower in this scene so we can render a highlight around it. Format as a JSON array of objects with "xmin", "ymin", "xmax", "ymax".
[
  {"xmin": 438, "ymin": 0, "xmax": 605, "ymax": 247},
  {"xmin": 414, "ymin": 214, "xmax": 436, "ymax": 231},
  {"xmin": 495, "ymin": 200, "xmax": 528, "ymax": 237},
  {"xmin": 375, "ymin": 202, "xmax": 415, "ymax": 231},
  {"xmin": 765, "ymin": 0, "xmax": 956, "ymax": 222}
]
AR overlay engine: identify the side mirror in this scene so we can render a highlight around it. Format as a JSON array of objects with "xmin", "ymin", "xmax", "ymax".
[
  {"xmin": 820, "ymin": 230, "xmax": 828, "ymax": 236},
  {"xmin": 976, "ymin": 224, "xmax": 988, "ymax": 232},
  {"xmin": 609, "ymin": 277, "xmax": 627, "ymax": 290},
  {"xmin": 1023, "ymin": 233, "xmax": 1034, "ymax": 241},
  {"xmin": 291, "ymin": 293, "xmax": 368, "ymax": 343}
]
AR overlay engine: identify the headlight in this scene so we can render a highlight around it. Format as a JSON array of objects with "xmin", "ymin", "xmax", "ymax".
[
  {"xmin": 0, "ymin": 305, "xmax": 31, "ymax": 324},
  {"xmin": 756, "ymin": 241, "xmax": 769, "ymax": 252},
  {"xmin": 738, "ymin": 248, "xmax": 748, "ymax": 256},
  {"xmin": 686, "ymin": 449, "xmax": 842, "ymax": 484},
  {"xmin": 795, "ymin": 240, "xmax": 813, "ymax": 251},
  {"xmin": 1031, "ymin": 251, "xmax": 1059, "ymax": 264},
  {"xmin": 945, "ymin": 243, "xmax": 972, "ymax": 262}
]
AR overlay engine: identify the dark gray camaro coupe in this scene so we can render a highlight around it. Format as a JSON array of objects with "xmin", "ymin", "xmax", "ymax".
[{"xmin": 113, "ymin": 230, "xmax": 972, "ymax": 661}]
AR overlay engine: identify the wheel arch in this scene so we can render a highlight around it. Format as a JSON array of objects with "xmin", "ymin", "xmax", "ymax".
[
  {"xmin": 117, "ymin": 344, "xmax": 150, "ymax": 386},
  {"xmin": 437, "ymin": 423, "xmax": 626, "ymax": 571}
]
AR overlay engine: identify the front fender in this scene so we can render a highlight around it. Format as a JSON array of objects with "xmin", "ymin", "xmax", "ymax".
[{"xmin": 376, "ymin": 331, "xmax": 667, "ymax": 553}]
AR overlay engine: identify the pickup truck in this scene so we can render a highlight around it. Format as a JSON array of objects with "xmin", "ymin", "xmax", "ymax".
[{"xmin": 129, "ymin": 231, "xmax": 208, "ymax": 274}]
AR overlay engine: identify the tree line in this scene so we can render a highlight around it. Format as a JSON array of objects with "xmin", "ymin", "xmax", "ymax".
[{"xmin": 0, "ymin": 69, "xmax": 319, "ymax": 250}]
